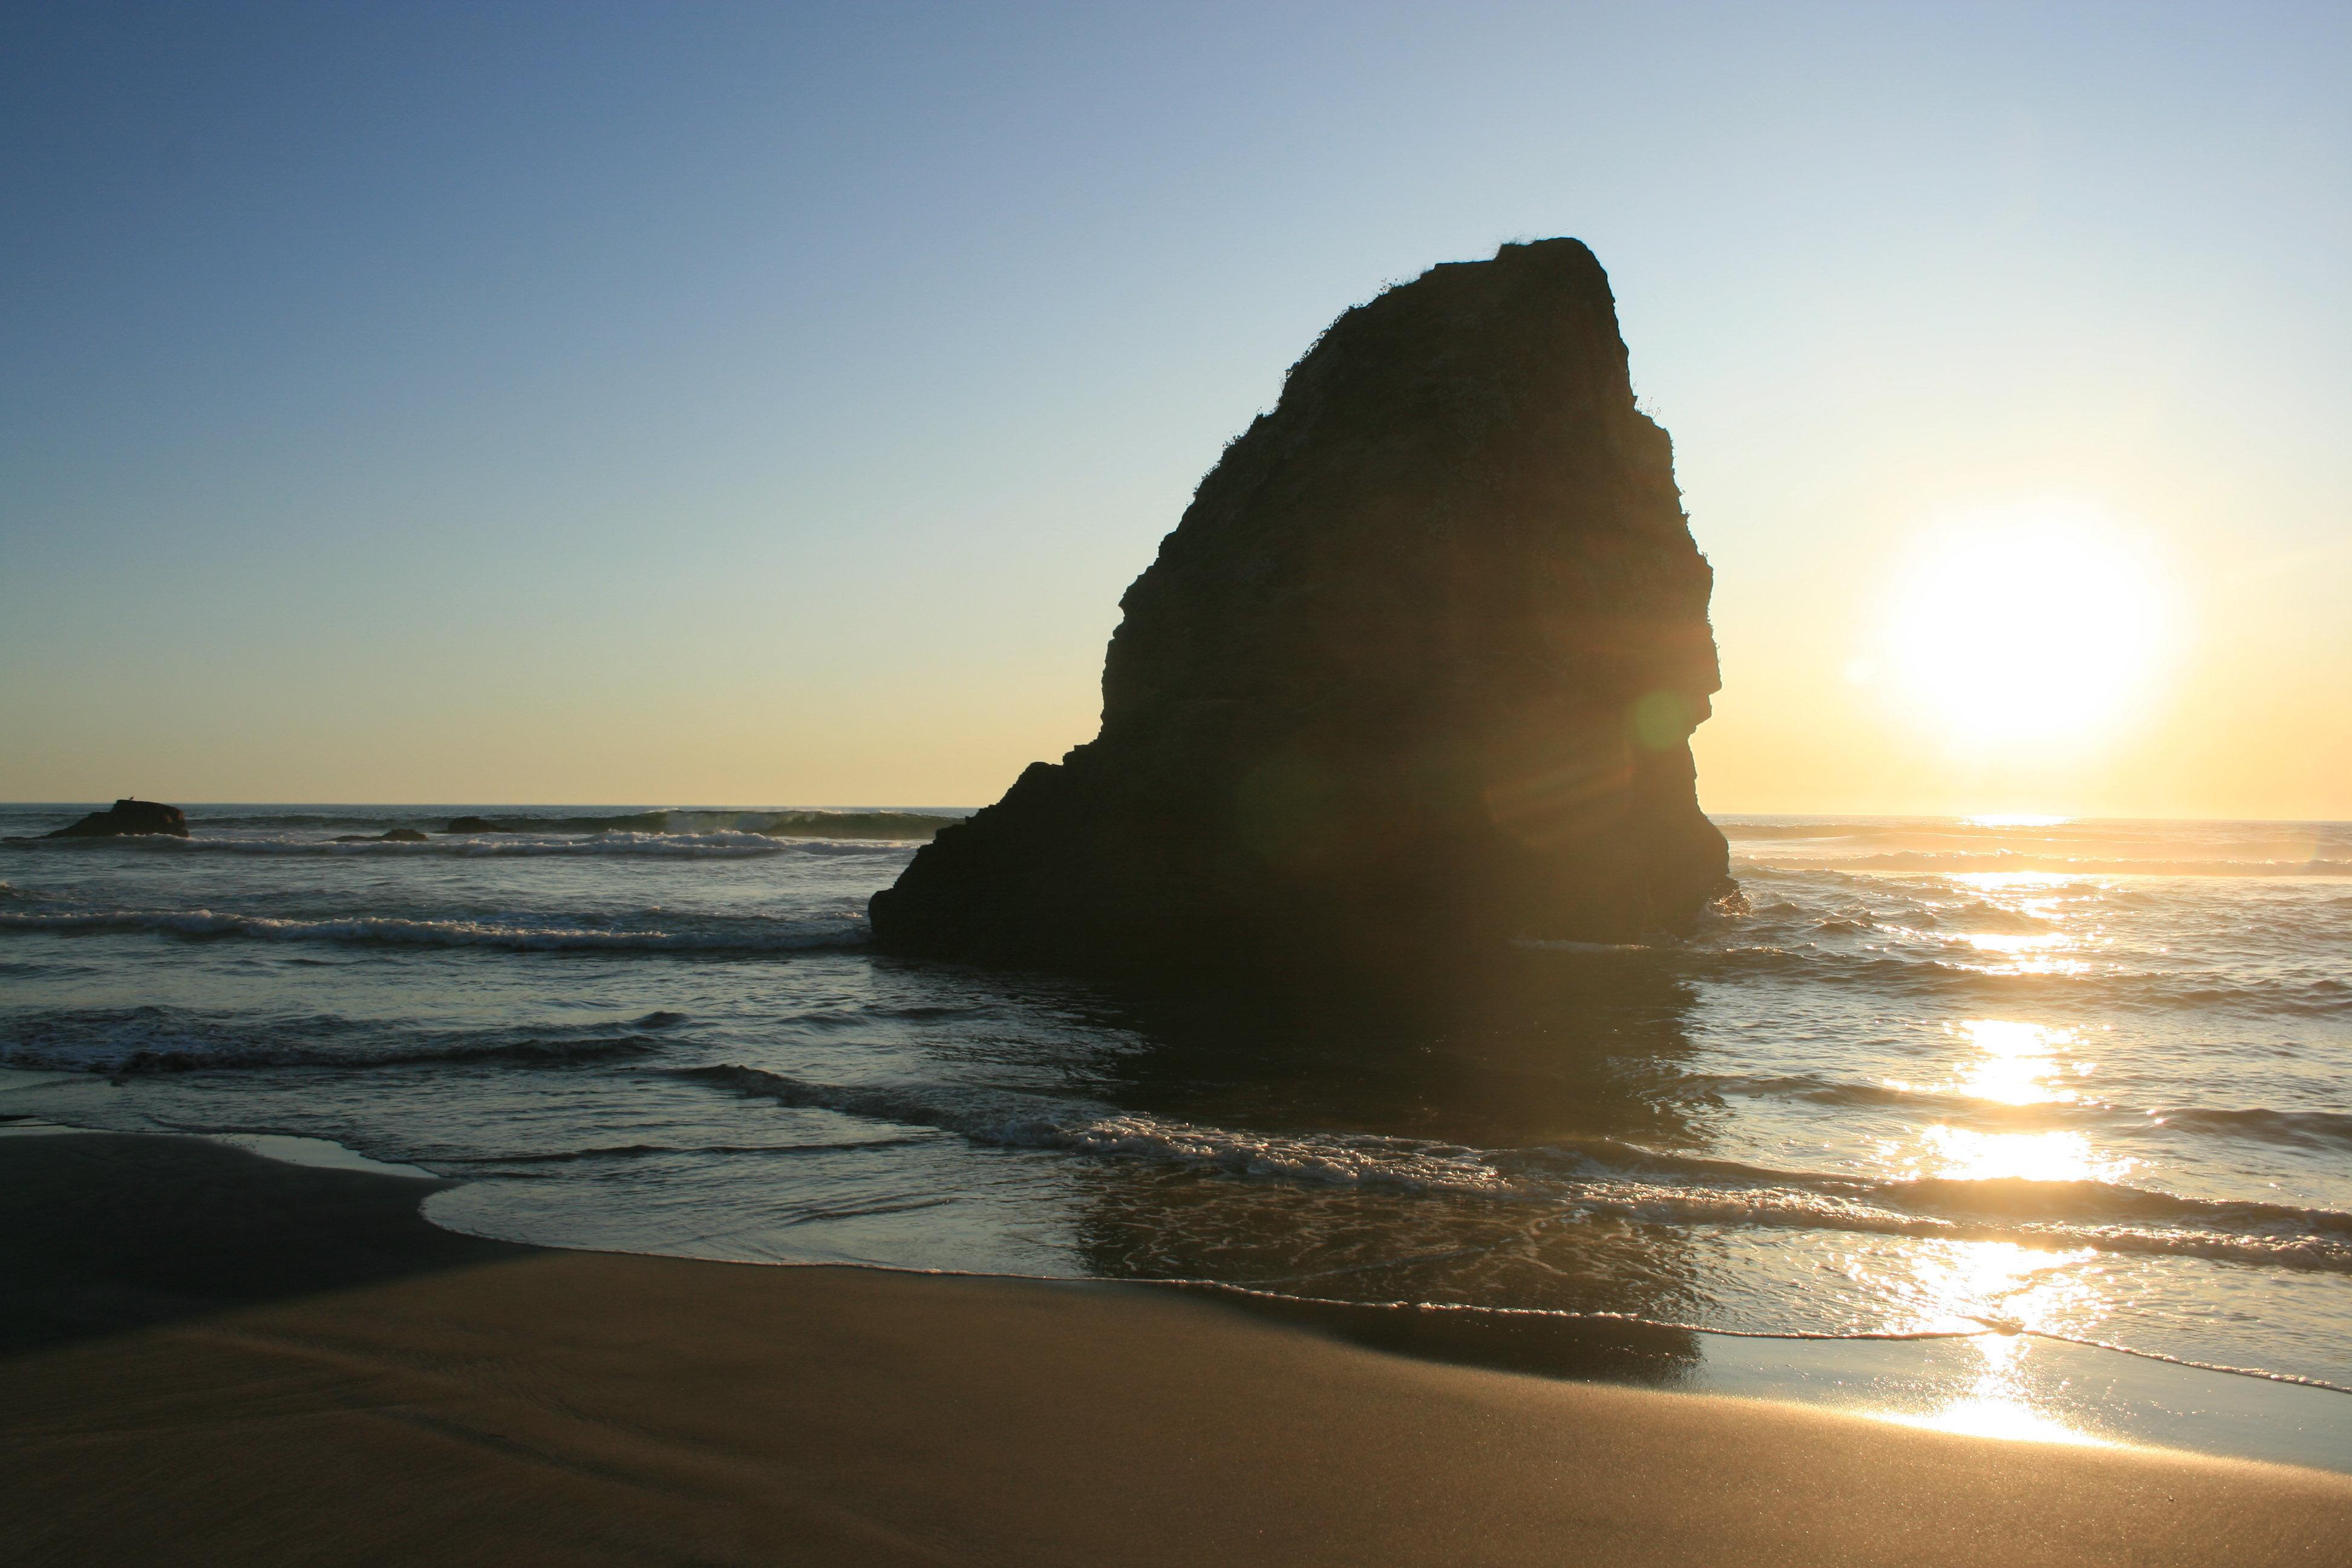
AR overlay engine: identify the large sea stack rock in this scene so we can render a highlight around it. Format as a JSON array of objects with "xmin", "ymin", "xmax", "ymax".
[
  {"xmin": 871, "ymin": 239, "xmax": 1730, "ymax": 978},
  {"xmin": 45, "ymin": 799, "xmax": 189, "ymax": 838}
]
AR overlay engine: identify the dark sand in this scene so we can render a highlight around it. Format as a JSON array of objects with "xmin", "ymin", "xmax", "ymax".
[{"xmin": 4, "ymin": 1134, "xmax": 2348, "ymax": 1566}]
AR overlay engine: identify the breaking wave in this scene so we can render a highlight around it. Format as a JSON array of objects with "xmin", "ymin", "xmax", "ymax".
[
  {"xmin": 1717, "ymin": 815, "xmax": 2352, "ymax": 869},
  {"xmin": 434, "ymin": 1136, "xmax": 935, "ymax": 1167},
  {"xmin": 8, "ymin": 830, "xmax": 913, "ymax": 859},
  {"xmin": 9, "ymin": 803, "xmax": 2350, "ymax": 1403},
  {"xmin": 0, "ymin": 1004, "xmax": 691, "ymax": 1076},
  {"xmin": 414, "ymin": 809, "xmax": 956, "ymax": 838},
  {"xmin": 1685, "ymin": 1071, "xmax": 2352, "ymax": 1154},
  {"xmin": 680, "ymin": 1066, "xmax": 2352, "ymax": 1274},
  {"xmin": 2, "ymin": 806, "xmax": 962, "ymax": 840},
  {"xmin": 0, "ymin": 906, "xmax": 867, "ymax": 953},
  {"xmin": 2148, "ymin": 1106, "xmax": 2352, "ymax": 1152},
  {"xmin": 677, "ymin": 1065, "xmax": 1519, "ymax": 1190},
  {"xmin": 1677, "ymin": 939, "xmax": 2352, "ymax": 1018},
  {"xmin": 1743, "ymin": 850, "xmax": 2352, "ymax": 878},
  {"xmin": 100, "ymin": 1035, "xmax": 664, "ymax": 1076}
]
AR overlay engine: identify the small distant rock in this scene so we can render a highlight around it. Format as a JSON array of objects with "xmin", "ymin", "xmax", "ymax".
[
  {"xmin": 442, "ymin": 816, "xmax": 499, "ymax": 834},
  {"xmin": 333, "ymin": 828, "xmax": 430, "ymax": 843},
  {"xmin": 45, "ymin": 799, "xmax": 189, "ymax": 839}
]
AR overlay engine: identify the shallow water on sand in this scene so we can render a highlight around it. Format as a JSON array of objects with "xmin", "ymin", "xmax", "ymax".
[{"xmin": 5, "ymin": 805, "xmax": 2348, "ymax": 1462}]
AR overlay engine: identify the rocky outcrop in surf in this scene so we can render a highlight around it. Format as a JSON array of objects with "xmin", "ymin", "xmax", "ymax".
[
  {"xmin": 870, "ymin": 238, "xmax": 1730, "ymax": 978},
  {"xmin": 45, "ymin": 799, "xmax": 189, "ymax": 838}
]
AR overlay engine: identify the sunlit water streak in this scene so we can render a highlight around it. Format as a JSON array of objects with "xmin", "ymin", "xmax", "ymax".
[
  {"xmin": 4, "ymin": 806, "xmax": 2349, "ymax": 1461},
  {"xmin": 1879, "ymin": 1333, "xmax": 2115, "ymax": 1447}
]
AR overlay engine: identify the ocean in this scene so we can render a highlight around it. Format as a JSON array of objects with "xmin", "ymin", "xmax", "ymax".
[{"xmin": 5, "ymin": 804, "xmax": 2348, "ymax": 1464}]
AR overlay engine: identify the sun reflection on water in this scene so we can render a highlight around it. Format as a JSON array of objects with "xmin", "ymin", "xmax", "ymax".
[
  {"xmin": 1958, "ymin": 1018, "xmax": 2089, "ymax": 1105},
  {"xmin": 1951, "ymin": 871, "xmax": 2081, "ymax": 892},
  {"xmin": 1884, "ymin": 1018, "xmax": 2102, "ymax": 1109},
  {"xmin": 1916, "ymin": 1123, "xmax": 2132, "ymax": 1184},
  {"xmin": 1880, "ymin": 1333, "xmax": 2114, "ymax": 1448},
  {"xmin": 1897, "ymin": 1238, "xmax": 2105, "ymax": 1336},
  {"xmin": 1900, "ymin": 1013, "xmax": 2132, "ymax": 1183},
  {"xmin": 1855, "ymin": 996, "xmax": 2137, "ymax": 1446},
  {"xmin": 1937, "ymin": 871, "xmax": 2111, "ymax": 975},
  {"xmin": 1870, "ymin": 1241, "xmax": 2116, "ymax": 1446},
  {"xmin": 1956, "ymin": 929, "xmax": 2073, "ymax": 960}
]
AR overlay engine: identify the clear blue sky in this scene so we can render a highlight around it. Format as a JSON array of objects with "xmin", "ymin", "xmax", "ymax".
[{"xmin": 5, "ymin": 2, "xmax": 2347, "ymax": 814}]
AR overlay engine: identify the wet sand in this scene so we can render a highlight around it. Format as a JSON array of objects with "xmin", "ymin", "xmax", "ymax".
[{"xmin": 4, "ymin": 1133, "xmax": 2348, "ymax": 1566}]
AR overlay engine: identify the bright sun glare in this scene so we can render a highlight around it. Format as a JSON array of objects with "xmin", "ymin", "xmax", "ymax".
[{"xmin": 1867, "ymin": 503, "xmax": 2172, "ymax": 750}]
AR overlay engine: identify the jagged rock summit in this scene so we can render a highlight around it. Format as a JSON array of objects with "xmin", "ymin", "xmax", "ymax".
[
  {"xmin": 872, "ymin": 239, "xmax": 1730, "ymax": 978},
  {"xmin": 46, "ymin": 799, "xmax": 189, "ymax": 838}
]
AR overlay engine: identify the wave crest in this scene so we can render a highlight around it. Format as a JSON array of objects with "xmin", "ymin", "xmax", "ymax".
[
  {"xmin": 1739, "ymin": 849, "xmax": 2352, "ymax": 878},
  {"xmin": 7, "ymin": 830, "xmax": 912, "ymax": 860},
  {"xmin": 678, "ymin": 1067, "xmax": 2352, "ymax": 1274},
  {"xmin": 0, "ymin": 906, "xmax": 867, "ymax": 953}
]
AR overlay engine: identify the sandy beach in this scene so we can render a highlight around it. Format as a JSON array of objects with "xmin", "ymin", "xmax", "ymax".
[
  {"xmin": 11, "ymin": 8, "xmax": 2351, "ymax": 1563},
  {"xmin": 2, "ymin": 1132, "xmax": 2347, "ymax": 1566}
]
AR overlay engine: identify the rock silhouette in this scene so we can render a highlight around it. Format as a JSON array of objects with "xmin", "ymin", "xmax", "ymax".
[
  {"xmin": 45, "ymin": 799, "xmax": 190, "ymax": 839},
  {"xmin": 871, "ymin": 239, "xmax": 1730, "ymax": 978}
]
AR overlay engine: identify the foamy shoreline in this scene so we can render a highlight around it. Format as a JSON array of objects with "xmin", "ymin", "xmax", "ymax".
[
  {"xmin": 7, "ymin": 1125, "xmax": 2348, "ymax": 1477},
  {"xmin": 4, "ymin": 1131, "xmax": 2347, "ymax": 1566}
]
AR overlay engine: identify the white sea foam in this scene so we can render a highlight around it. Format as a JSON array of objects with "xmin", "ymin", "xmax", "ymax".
[
  {"xmin": 0, "ymin": 907, "xmax": 867, "ymax": 952},
  {"xmin": 11, "ymin": 830, "xmax": 910, "ymax": 860},
  {"xmin": 679, "ymin": 1067, "xmax": 2352, "ymax": 1274},
  {"xmin": 679, "ymin": 1065, "xmax": 1516, "ymax": 1192},
  {"xmin": 6, "ymin": 1030, "xmax": 659, "ymax": 1075},
  {"xmin": 1740, "ymin": 851, "xmax": 2352, "ymax": 877},
  {"xmin": 10, "ymin": 805, "xmax": 2350, "ymax": 1403}
]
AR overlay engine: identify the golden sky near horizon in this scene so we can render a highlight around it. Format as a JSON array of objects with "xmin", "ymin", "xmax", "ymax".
[
  {"xmin": 4, "ymin": 7, "xmax": 2346, "ymax": 820},
  {"xmin": 1694, "ymin": 494, "xmax": 2352, "ymax": 821}
]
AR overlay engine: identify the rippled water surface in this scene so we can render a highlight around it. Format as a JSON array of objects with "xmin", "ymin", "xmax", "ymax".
[{"xmin": 5, "ymin": 805, "xmax": 2348, "ymax": 1450}]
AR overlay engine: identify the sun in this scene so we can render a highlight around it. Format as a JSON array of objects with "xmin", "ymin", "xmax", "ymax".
[{"xmin": 1866, "ymin": 502, "xmax": 2173, "ymax": 750}]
